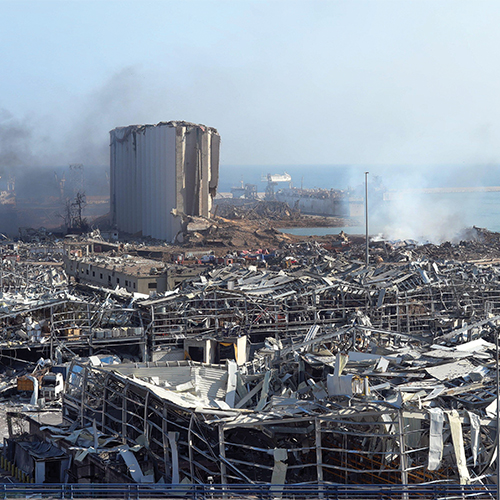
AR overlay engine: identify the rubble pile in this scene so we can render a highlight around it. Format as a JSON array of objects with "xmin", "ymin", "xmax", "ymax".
[
  {"xmin": 355, "ymin": 227, "xmax": 500, "ymax": 264},
  {"xmin": 4, "ymin": 228, "xmax": 500, "ymax": 487},
  {"xmin": 49, "ymin": 319, "xmax": 500, "ymax": 486},
  {"xmin": 173, "ymin": 215, "xmax": 307, "ymax": 249},
  {"xmin": 215, "ymin": 200, "xmax": 301, "ymax": 221}
]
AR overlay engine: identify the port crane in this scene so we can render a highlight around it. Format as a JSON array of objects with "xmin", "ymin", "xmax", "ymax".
[{"xmin": 262, "ymin": 172, "xmax": 292, "ymax": 200}]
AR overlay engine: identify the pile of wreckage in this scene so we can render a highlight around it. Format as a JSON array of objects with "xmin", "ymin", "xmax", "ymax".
[
  {"xmin": 50, "ymin": 325, "xmax": 498, "ymax": 486},
  {"xmin": 3, "ymin": 237, "xmax": 500, "ymax": 488},
  {"xmin": 214, "ymin": 200, "xmax": 301, "ymax": 222},
  {"xmin": 5, "ymin": 230, "xmax": 500, "ymax": 487}
]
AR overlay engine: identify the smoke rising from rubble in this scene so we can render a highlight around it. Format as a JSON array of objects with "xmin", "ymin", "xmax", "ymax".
[
  {"xmin": 0, "ymin": 67, "xmax": 147, "ymax": 167},
  {"xmin": 0, "ymin": 67, "xmax": 151, "ymax": 202},
  {"xmin": 62, "ymin": 67, "xmax": 151, "ymax": 166},
  {"xmin": 221, "ymin": 164, "xmax": 500, "ymax": 244},
  {"xmin": 366, "ymin": 165, "xmax": 495, "ymax": 244},
  {"xmin": 0, "ymin": 109, "xmax": 34, "ymax": 171},
  {"xmin": 371, "ymin": 192, "xmax": 467, "ymax": 244},
  {"xmin": 2, "ymin": 60, "xmax": 499, "ymax": 242}
]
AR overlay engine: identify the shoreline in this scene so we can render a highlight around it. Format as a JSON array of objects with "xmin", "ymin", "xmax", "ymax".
[{"xmin": 270, "ymin": 215, "xmax": 362, "ymax": 229}]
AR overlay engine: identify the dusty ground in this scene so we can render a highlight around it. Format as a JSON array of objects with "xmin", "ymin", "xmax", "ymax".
[
  {"xmin": 125, "ymin": 212, "xmax": 361, "ymax": 259},
  {"xmin": 214, "ymin": 199, "xmax": 360, "ymax": 227},
  {"xmin": 178, "ymin": 212, "xmax": 361, "ymax": 252},
  {"xmin": 177, "ymin": 200, "xmax": 361, "ymax": 251},
  {"xmin": 138, "ymin": 221, "xmax": 500, "ymax": 266},
  {"xmin": 93, "ymin": 200, "xmax": 362, "ymax": 255}
]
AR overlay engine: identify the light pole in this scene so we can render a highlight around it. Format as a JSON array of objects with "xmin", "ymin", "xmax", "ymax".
[
  {"xmin": 496, "ymin": 327, "xmax": 500, "ymax": 499},
  {"xmin": 365, "ymin": 171, "xmax": 369, "ymax": 267}
]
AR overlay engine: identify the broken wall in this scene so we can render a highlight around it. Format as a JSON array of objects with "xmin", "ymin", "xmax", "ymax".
[{"xmin": 110, "ymin": 121, "xmax": 220, "ymax": 241}]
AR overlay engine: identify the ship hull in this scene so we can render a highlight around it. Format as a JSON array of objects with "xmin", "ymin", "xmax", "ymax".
[{"xmin": 275, "ymin": 192, "xmax": 362, "ymax": 217}]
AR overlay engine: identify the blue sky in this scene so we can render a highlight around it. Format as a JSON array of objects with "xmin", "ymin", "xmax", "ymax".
[{"xmin": 1, "ymin": 0, "xmax": 500, "ymax": 168}]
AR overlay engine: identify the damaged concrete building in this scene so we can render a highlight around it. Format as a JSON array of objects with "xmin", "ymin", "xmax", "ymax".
[{"xmin": 110, "ymin": 121, "xmax": 220, "ymax": 241}]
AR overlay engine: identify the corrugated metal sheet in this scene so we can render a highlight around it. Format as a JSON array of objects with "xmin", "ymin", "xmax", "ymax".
[
  {"xmin": 195, "ymin": 366, "xmax": 227, "ymax": 400},
  {"xmin": 101, "ymin": 362, "xmax": 227, "ymax": 400}
]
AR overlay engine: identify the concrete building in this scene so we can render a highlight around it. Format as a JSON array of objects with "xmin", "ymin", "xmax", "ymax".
[
  {"xmin": 64, "ymin": 254, "xmax": 203, "ymax": 294},
  {"xmin": 64, "ymin": 254, "xmax": 167, "ymax": 294},
  {"xmin": 110, "ymin": 121, "xmax": 220, "ymax": 241}
]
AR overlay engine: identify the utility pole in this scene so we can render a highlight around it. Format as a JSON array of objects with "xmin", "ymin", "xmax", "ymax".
[
  {"xmin": 0, "ymin": 248, "xmax": 3, "ymax": 294},
  {"xmin": 496, "ymin": 326, "xmax": 500, "ymax": 500},
  {"xmin": 365, "ymin": 171, "xmax": 369, "ymax": 267}
]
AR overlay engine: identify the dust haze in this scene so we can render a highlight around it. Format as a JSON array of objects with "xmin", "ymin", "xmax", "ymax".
[
  {"xmin": 364, "ymin": 165, "xmax": 499, "ymax": 243},
  {"xmin": 0, "ymin": 62, "xmax": 499, "ymax": 241},
  {"xmin": 0, "ymin": 67, "xmax": 149, "ymax": 200}
]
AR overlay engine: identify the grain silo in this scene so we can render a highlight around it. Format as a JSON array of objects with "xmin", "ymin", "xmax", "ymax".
[{"xmin": 110, "ymin": 121, "xmax": 220, "ymax": 241}]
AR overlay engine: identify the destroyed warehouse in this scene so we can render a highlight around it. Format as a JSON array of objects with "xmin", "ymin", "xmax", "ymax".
[
  {"xmin": 0, "ymin": 119, "xmax": 500, "ymax": 493},
  {"xmin": 1, "ymin": 231, "xmax": 500, "ymax": 491}
]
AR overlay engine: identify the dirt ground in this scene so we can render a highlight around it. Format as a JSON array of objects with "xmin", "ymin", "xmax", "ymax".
[{"xmin": 177, "ymin": 213, "xmax": 360, "ymax": 253}]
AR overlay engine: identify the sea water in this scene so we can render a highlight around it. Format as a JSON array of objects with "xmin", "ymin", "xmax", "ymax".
[
  {"xmin": 219, "ymin": 165, "xmax": 500, "ymax": 239},
  {"xmin": 280, "ymin": 190, "xmax": 500, "ymax": 239}
]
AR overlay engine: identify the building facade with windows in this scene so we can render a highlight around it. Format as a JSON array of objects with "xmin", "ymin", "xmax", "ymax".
[
  {"xmin": 64, "ymin": 254, "xmax": 204, "ymax": 294},
  {"xmin": 64, "ymin": 254, "xmax": 167, "ymax": 294}
]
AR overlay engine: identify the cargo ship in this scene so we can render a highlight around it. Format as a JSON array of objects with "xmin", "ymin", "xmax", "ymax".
[{"xmin": 275, "ymin": 187, "xmax": 363, "ymax": 218}]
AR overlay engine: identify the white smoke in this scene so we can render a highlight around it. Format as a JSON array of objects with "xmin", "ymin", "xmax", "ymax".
[{"xmin": 357, "ymin": 165, "xmax": 494, "ymax": 243}]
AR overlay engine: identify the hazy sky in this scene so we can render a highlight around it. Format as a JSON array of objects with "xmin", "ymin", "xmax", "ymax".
[{"xmin": 1, "ymin": 0, "xmax": 500, "ymax": 167}]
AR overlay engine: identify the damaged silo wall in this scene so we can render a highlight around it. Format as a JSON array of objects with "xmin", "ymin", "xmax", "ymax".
[{"xmin": 110, "ymin": 121, "xmax": 220, "ymax": 241}]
